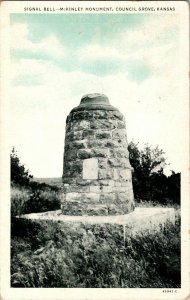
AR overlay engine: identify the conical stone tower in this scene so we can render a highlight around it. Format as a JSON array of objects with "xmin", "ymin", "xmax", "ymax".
[{"xmin": 62, "ymin": 93, "xmax": 135, "ymax": 216}]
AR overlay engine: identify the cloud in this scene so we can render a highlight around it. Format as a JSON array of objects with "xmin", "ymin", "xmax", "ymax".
[
  {"xmin": 78, "ymin": 14, "xmax": 179, "ymax": 81},
  {"xmin": 79, "ymin": 44, "xmax": 124, "ymax": 61},
  {"xmin": 10, "ymin": 54, "xmax": 185, "ymax": 177},
  {"xmin": 11, "ymin": 22, "xmax": 66, "ymax": 59},
  {"xmin": 10, "ymin": 14, "xmax": 185, "ymax": 177}
]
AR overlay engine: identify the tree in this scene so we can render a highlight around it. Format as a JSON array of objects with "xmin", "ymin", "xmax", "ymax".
[
  {"xmin": 11, "ymin": 148, "xmax": 33, "ymax": 186},
  {"xmin": 128, "ymin": 142, "xmax": 180, "ymax": 204},
  {"xmin": 128, "ymin": 141, "xmax": 167, "ymax": 201}
]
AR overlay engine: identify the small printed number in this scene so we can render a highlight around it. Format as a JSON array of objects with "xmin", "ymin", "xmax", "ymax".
[{"xmin": 163, "ymin": 290, "xmax": 177, "ymax": 293}]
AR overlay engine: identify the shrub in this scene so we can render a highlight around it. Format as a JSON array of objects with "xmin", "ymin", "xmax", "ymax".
[
  {"xmin": 24, "ymin": 189, "xmax": 61, "ymax": 214},
  {"xmin": 11, "ymin": 185, "xmax": 30, "ymax": 216},
  {"xmin": 11, "ymin": 184, "xmax": 61, "ymax": 216},
  {"xmin": 11, "ymin": 148, "xmax": 33, "ymax": 186}
]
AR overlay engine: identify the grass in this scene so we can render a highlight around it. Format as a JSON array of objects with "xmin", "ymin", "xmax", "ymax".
[
  {"xmin": 10, "ymin": 179, "xmax": 181, "ymax": 288},
  {"xmin": 11, "ymin": 182, "xmax": 61, "ymax": 217},
  {"xmin": 11, "ymin": 215, "xmax": 180, "ymax": 288}
]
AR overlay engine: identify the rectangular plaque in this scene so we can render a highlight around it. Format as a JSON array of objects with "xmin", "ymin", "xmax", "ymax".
[{"xmin": 83, "ymin": 158, "xmax": 98, "ymax": 180}]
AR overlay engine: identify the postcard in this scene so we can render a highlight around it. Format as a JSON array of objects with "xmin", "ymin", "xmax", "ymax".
[{"xmin": 0, "ymin": 1, "xmax": 189, "ymax": 299}]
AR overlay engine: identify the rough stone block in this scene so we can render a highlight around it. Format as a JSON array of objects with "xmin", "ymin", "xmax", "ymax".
[
  {"xmin": 116, "ymin": 120, "xmax": 126, "ymax": 129},
  {"xmin": 107, "ymin": 204, "xmax": 118, "ymax": 214},
  {"xmin": 93, "ymin": 110, "xmax": 108, "ymax": 119},
  {"xmin": 95, "ymin": 131, "xmax": 111, "ymax": 139},
  {"xmin": 113, "ymin": 169, "xmax": 119, "ymax": 180},
  {"xmin": 102, "ymin": 186, "xmax": 113, "ymax": 193},
  {"xmin": 98, "ymin": 169, "xmax": 113, "ymax": 180},
  {"xmin": 119, "ymin": 169, "xmax": 132, "ymax": 181},
  {"xmin": 64, "ymin": 150, "xmax": 77, "ymax": 161},
  {"xmin": 110, "ymin": 111, "xmax": 124, "ymax": 120},
  {"xmin": 100, "ymin": 180, "xmax": 115, "ymax": 186},
  {"xmin": 64, "ymin": 160, "xmax": 82, "ymax": 175},
  {"xmin": 115, "ymin": 148, "xmax": 129, "ymax": 158},
  {"xmin": 82, "ymin": 193, "xmax": 100, "ymax": 204},
  {"xmin": 83, "ymin": 111, "xmax": 94, "ymax": 120},
  {"xmin": 82, "ymin": 129, "xmax": 95, "ymax": 139},
  {"xmin": 114, "ymin": 186, "xmax": 131, "ymax": 193},
  {"xmin": 66, "ymin": 131, "xmax": 83, "ymax": 141},
  {"xmin": 87, "ymin": 140, "xmax": 105, "ymax": 148},
  {"xmin": 72, "ymin": 120, "xmax": 90, "ymax": 131},
  {"xmin": 76, "ymin": 179, "xmax": 99, "ymax": 186},
  {"xmin": 102, "ymin": 193, "xmax": 116, "ymax": 203},
  {"xmin": 72, "ymin": 140, "xmax": 87, "ymax": 149},
  {"xmin": 86, "ymin": 204, "xmax": 108, "ymax": 216},
  {"xmin": 69, "ymin": 185, "xmax": 90, "ymax": 193},
  {"xmin": 108, "ymin": 157, "xmax": 130, "ymax": 167},
  {"xmin": 77, "ymin": 149, "xmax": 93, "ymax": 159},
  {"xmin": 93, "ymin": 148, "xmax": 109, "ymax": 158},
  {"xmin": 72, "ymin": 111, "xmax": 85, "ymax": 121},
  {"xmin": 98, "ymin": 169, "xmax": 107, "ymax": 180},
  {"xmin": 89, "ymin": 186, "xmax": 102, "ymax": 193},
  {"xmin": 98, "ymin": 158, "xmax": 107, "ymax": 169},
  {"xmin": 66, "ymin": 192, "xmax": 82, "ymax": 202},
  {"xmin": 112, "ymin": 129, "xmax": 126, "ymax": 140},
  {"xmin": 90, "ymin": 119, "xmax": 116, "ymax": 130},
  {"xmin": 105, "ymin": 140, "xmax": 123, "ymax": 148}
]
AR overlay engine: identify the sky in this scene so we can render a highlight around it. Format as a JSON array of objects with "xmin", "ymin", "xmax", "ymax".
[{"xmin": 10, "ymin": 12, "xmax": 188, "ymax": 178}]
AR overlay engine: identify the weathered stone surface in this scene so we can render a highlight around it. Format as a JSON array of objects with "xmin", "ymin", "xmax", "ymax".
[
  {"xmin": 64, "ymin": 149, "xmax": 77, "ymax": 161},
  {"xmin": 86, "ymin": 205, "xmax": 108, "ymax": 216},
  {"xmin": 90, "ymin": 119, "xmax": 117, "ymax": 130},
  {"xmin": 119, "ymin": 169, "xmax": 132, "ymax": 181},
  {"xmin": 63, "ymin": 161, "xmax": 82, "ymax": 178},
  {"xmin": 72, "ymin": 140, "xmax": 87, "ymax": 149},
  {"xmin": 76, "ymin": 179, "xmax": 100, "ymax": 186},
  {"xmin": 116, "ymin": 120, "xmax": 126, "ymax": 129},
  {"xmin": 95, "ymin": 131, "xmax": 111, "ymax": 139},
  {"xmin": 69, "ymin": 185, "xmax": 90, "ymax": 193},
  {"xmin": 93, "ymin": 110, "xmax": 108, "ymax": 119},
  {"xmin": 77, "ymin": 149, "xmax": 93, "ymax": 159},
  {"xmin": 101, "ymin": 186, "xmax": 113, "ymax": 193},
  {"xmin": 112, "ymin": 129, "xmax": 126, "ymax": 140},
  {"xmin": 108, "ymin": 158, "xmax": 130, "ymax": 168},
  {"xmin": 93, "ymin": 149, "xmax": 109, "ymax": 158},
  {"xmin": 72, "ymin": 120, "xmax": 90, "ymax": 131},
  {"xmin": 66, "ymin": 131, "xmax": 83, "ymax": 141},
  {"xmin": 87, "ymin": 140, "xmax": 105, "ymax": 148},
  {"xmin": 62, "ymin": 93, "xmax": 135, "ymax": 216},
  {"xmin": 98, "ymin": 169, "xmax": 113, "ymax": 180},
  {"xmin": 66, "ymin": 192, "xmax": 100, "ymax": 204},
  {"xmin": 98, "ymin": 158, "xmax": 107, "ymax": 169},
  {"xmin": 99, "ymin": 180, "xmax": 114, "ymax": 186},
  {"xmin": 115, "ymin": 148, "xmax": 129, "ymax": 158},
  {"xmin": 113, "ymin": 169, "xmax": 119, "ymax": 180},
  {"xmin": 89, "ymin": 186, "xmax": 102, "ymax": 193},
  {"xmin": 82, "ymin": 129, "xmax": 95, "ymax": 139}
]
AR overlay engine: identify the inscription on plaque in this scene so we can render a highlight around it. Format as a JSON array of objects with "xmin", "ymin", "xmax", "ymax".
[{"xmin": 83, "ymin": 158, "xmax": 98, "ymax": 179}]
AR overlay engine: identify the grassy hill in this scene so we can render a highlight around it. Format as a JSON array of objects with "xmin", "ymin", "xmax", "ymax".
[{"xmin": 33, "ymin": 177, "xmax": 62, "ymax": 188}]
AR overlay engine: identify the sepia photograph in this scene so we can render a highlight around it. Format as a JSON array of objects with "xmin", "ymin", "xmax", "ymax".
[{"xmin": 0, "ymin": 1, "xmax": 189, "ymax": 299}]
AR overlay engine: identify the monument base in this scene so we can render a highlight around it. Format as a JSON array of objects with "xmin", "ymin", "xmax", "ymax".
[{"xmin": 19, "ymin": 207, "xmax": 175, "ymax": 235}]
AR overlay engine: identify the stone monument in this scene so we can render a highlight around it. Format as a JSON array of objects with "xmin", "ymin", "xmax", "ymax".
[{"xmin": 62, "ymin": 93, "xmax": 135, "ymax": 216}]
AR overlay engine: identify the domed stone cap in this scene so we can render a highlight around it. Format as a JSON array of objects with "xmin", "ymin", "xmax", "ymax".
[{"xmin": 71, "ymin": 93, "xmax": 119, "ymax": 112}]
